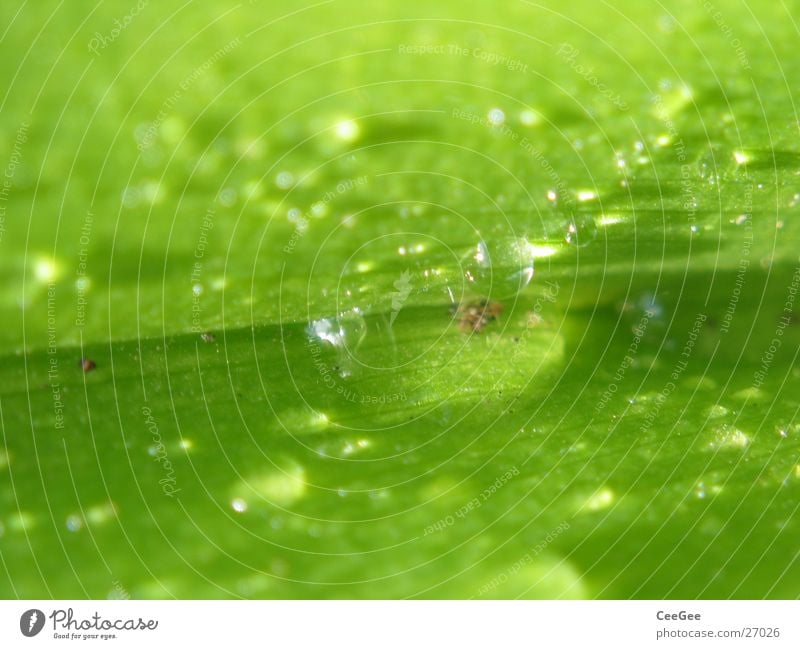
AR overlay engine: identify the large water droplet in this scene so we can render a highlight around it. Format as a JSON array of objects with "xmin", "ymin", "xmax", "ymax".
[
  {"xmin": 306, "ymin": 309, "xmax": 367, "ymax": 377},
  {"xmin": 461, "ymin": 236, "xmax": 535, "ymax": 299},
  {"xmin": 340, "ymin": 235, "xmax": 460, "ymax": 324}
]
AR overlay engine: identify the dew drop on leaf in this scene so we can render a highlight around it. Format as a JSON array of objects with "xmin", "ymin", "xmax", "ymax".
[
  {"xmin": 306, "ymin": 309, "xmax": 367, "ymax": 377},
  {"xmin": 564, "ymin": 214, "xmax": 598, "ymax": 248},
  {"xmin": 461, "ymin": 237, "xmax": 535, "ymax": 299}
]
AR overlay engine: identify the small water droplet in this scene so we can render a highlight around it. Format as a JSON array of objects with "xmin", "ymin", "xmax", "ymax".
[
  {"xmin": 776, "ymin": 422, "xmax": 799, "ymax": 438},
  {"xmin": 695, "ymin": 147, "xmax": 722, "ymax": 184},
  {"xmin": 310, "ymin": 201, "xmax": 328, "ymax": 218},
  {"xmin": 695, "ymin": 482, "xmax": 706, "ymax": 499},
  {"xmin": 564, "ymin": 214, "xmax": 598, "ymax": 247},
  {"xmin": 66, "ymin": 514, "xmax": 83, "ymax": 532},
  {"xmin": 707, "ymin": 404, "xmax": 730, "ymax": 418},
  {"xmin": 218, "ymin": 187, "xmax": 237, "ymax": 207},
  {"xmin": 487, "ymin": 107, "xmax": 506, "ymax": 126},
  {"xmin": 276, "ymin": 171, "xmax": 295, "ymax": 190},
  {"xmin": 709, "ymin": 424, "xmax": 750, "ymax": 450}
]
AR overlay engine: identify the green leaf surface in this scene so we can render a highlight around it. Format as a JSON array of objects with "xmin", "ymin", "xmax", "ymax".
[{"xmin": 1, "ymin": 0, "xmax": 800, "ymax": 598}]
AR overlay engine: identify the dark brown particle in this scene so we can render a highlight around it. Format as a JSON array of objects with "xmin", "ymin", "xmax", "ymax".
[{"xmin": 80, "ymin": 358, "xmax": 96, "ymax": 372}]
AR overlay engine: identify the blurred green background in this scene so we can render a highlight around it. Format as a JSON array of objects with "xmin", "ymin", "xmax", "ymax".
[{"xmin": 1, "ymin": 0, "xmax": 799, "ymax": 598}]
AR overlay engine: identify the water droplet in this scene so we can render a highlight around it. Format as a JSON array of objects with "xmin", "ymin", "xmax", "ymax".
[
  {"xmin": 731, "ymin": 214, "xmax": 749, "ymax": 226},
  {"xmin": 564, "ymin": 214, "xmax": 598, "ymax": 247},
  {"xmin": 695, "ymin": 147, "xmax": 720, "ymax": 184},
  {"xmin": 276, "ymin": 171, "xmax": 295, "ymax": 190},
  {"xmin": 218, "ymin": 187, "xmax": 237, "ymax": 207},
  {"xmin": 695, "ymin": 482, "xmax": 706, "ymax": 499},
  {"xmin": 776, "ymin": 422, "xmax": 799, "ymax": 438},
  {"xmin": 310, "ymin": 201, "xmax": 328, "ymax": 218},
  {"xmin": 307, "ymin": 309, "xmax": 367, "ymax": 377},
  {"xmin": 487, "ymin": 107, "xmax": 506, "ymax": 126},
  {"xmin": 707, "ymin": 404, "xmax": 730, "ymax": 418},
  {"xmin": 709, "ymin": 424, "xmax": 749, "ymax": 450},
  {"xmin": 461, "ymin": 237, "xmax": 536, "ymax": 299},
  {"xmin": 66, "ymin": 514, "xmax": 83, "ymax": 532}
]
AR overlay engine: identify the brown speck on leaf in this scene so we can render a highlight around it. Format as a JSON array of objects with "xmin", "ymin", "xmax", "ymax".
[
  {"xmin": 80, "ymin": 358, "xmax": 96, "ymax": 372},
  {"xmin": 200, "ymin": 332, "xmax": 216, "ymax": 343},
  {"xmin": 451, "ymin": 299, "xmax": 503, "ymax": 333}
]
